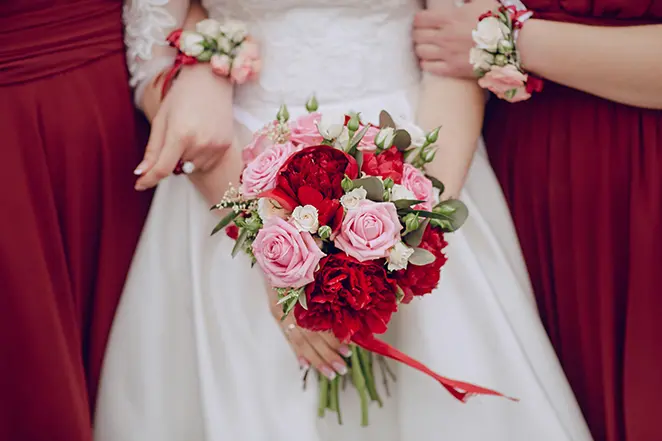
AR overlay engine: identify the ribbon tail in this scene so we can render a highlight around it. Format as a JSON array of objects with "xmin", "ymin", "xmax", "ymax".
[{"xmin": 352, "ymin": 334, "xmax": 518, "ymax": 402}]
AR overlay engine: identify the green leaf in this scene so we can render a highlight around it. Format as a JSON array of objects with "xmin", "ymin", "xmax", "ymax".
[
  {"xmin": 352, "ymin": 177, "xmax": 384, "ymax": 202},
  {"xmin": 347, "ymin": 124, "xmax": 372, "ymax": 154},
  {"xmin": 395, "ymin": 285, "xmax": 405, "ymax": 303},
  {"xmin": 354, "ymin": 149, "xmax": 364, "ymax": 171},
  {"xmin": 211, "ymin": 210, "xmax": 240, "ymax": 236},
  {"xmin": 408, "ymin": 247, "xmax": 436, "ymax": 266},
  {"xmin": 276, "ymin": 289, "xmax": 299, "ymax": 305},
  {"xmin": 404, "ymin": 218, "xmax": 429, "ymax": 247},
  {"xmin": 433, "ymin": 199, "xmax": 469, "ymax": 232},
  {"xmin": 298, "ymin": 290, "xmax": 308, "ymax": 310},
  {"xmin": 393, "ymin": 199, "xmax": 425, "ymax": 210},
  {"xmin": 425, "ymin": 174, "xmax": 445, "ymax": 194},
  {"xmin": 231, "ymin": 228, "xmax": 250, "ymax": 257},
  {"xmin": 379, "ymin": 110, "xmax": 396, "ymax": 129},
  {"xmin": 392, "ymin": 129, "xmax": 412, "ymax": 152}
]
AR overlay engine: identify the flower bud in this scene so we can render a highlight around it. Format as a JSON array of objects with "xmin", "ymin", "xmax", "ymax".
[
  {"xmin": 375, "ymin": 127, "xmax": 395, "ymax": 150},
  {"xmin": 347, "ymin": 113, "xmax": 361, "ymax": 132},
  {"xmin": 497, "ymin": 39, "xmax": 514, "ymax": 54},
  {"xmin": 276, "ymin": 104, "xmax": 290, "ymax": 123},
  {"xmin": 318, "ymin": 225, "xmax": 332, "ymax": 240},
  {"xmin": 495, "ymin": 54, "xmax": 507, "ymax": 66},
  {"xmin": 341, "ymin": 175, "xmax": 354, "ymax": 192},
  {"xmin": 197, "ymin": 50, "xmax": 213, "ymax": 62},
  {"xmin": 305, "ymin": 95, "xmax": 319, "ymax": 113},
  {"xmin": 426, "ymin": 127, "xmax": 440, "ymax": 144},
  {"xmin": 403, "ymin": 213, "xmax": 420, "ymax": 233},
  {"xmin": 383, "ymin": 177, "xmax": 394, "ymax": 190},
  {"xmin": 422, "ymin": 147, "xmax": 437, "ymax": 163}
]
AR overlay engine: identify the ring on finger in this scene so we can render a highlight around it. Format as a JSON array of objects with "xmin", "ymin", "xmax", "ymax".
[
  {"xmin": 283, "ymin": 323, "xmax": 297, "ymax": 335},
  {"xmin": 173, "ymin": 159, "xmax": 196, "ymax": 175}
]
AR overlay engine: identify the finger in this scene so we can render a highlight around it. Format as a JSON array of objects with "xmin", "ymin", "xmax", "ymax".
[
  {"xmin": 319, "ymin": 333, "xmax": 352, "ymax": 358},
  {"xmin": 413, "ymin": 9, "xmax": 451, "ymax": 29},
  {"xmin": 420, "ymin": 60, "xmax": 452, "ymax": 77},
  {"xmin": 303, "ymin": 331, "xmax": 347, "ymax": 376},
  {"xmin": 282, "ymin": 326, "xmax": 312, "ymax": 369},
  {"xmin": 136, "ymin": 127, "xmax": 188, "ymax": 190},
  {"xmin": 412, "ymin": 28, "xmax": 442, "ymax": 46},
  {"xmin": 291, "ymin": 333, "xmax": 336, "ymax": 380},
  {"xmin": 134, "ymin": 114, "xmax": 166, "ymax": 177},
  {"xmin": 414, "ymin": 43, "xmax": 446, "ymax": 62}
]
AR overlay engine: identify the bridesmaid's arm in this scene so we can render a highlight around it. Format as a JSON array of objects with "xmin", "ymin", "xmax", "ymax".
[
  {"xmin": 518, "ymin": 21, "xmax": 662, "ymax": 109},
  {"xmin": 417, "ymin": 0, "xmax": 485, "ymax": 199}
]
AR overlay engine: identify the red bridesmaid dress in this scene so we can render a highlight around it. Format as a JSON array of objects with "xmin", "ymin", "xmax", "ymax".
[
  {"xmin": 484, "ymin": 1, "xmax": 662, "ymax": 440},
  {"xmin": 0, "ymin": 1, "xmax": 151, "ymax": 440}
]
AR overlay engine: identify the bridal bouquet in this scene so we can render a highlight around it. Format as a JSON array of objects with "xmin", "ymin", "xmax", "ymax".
[{"xmin": 212, "ymin": 98, "xmax": 510, "ymax": 425}]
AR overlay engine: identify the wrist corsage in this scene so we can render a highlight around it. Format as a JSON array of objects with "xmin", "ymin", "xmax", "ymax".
[
  {"xmin": 471, "ymin": 3, "xmax": 543, "ymax": 103},
  {"xmin": 159, "ymin": 18, "xmax": 261, "ymax": 97}
]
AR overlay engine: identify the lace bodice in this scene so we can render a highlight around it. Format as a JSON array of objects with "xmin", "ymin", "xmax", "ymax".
[{"xmin": 124, "ymin": 0, "xmax": 423, "ymax": 107}]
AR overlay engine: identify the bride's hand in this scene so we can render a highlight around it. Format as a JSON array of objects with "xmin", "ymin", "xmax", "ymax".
[
  {"xmin": 270, "ymin": 296, "xmax": 351, "ymax": 380},
  {"xmin": 134, "ymin": 64, "xmax": 234, "ymax": 191},
  {"xmin": 414, "ymin": 0, "xmax": 497, "ymax": 79}
]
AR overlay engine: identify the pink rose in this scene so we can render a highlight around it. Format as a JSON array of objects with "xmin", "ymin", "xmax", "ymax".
[
  {"xmin": 252, "ymin": 216, "xmax": 326, "ymax": 288},
  {"xmin": 241, "ymin": 142, "xmax": 294, "ymax": 198},
  {"xmin": 356, "ymin": 124, "xmax": 380, "ymax": 152},
  {"xmin": 401, "ymin": 164, "xmax": 434, "ymax": 211},
  {"xmin": 210, "ymin": 53, "xmax": 231, "ymax": 77},
  {"xmin": 230, "ymin": 40, "xmax": 261, "ymax": 84},
  {"xmin": 242, "ymin": 121, "xmax": 278, "ymax": 163},
  {"xmin": 289, "ymin": 113, "xmax": 324, "ymax": 146},
  {"xmin": 334, "ymin": 200, "xmax": 402, "ymax": 262},
  {"xmin": 478, "ymin": 65, "xmax": 531, "ymax": 103}
]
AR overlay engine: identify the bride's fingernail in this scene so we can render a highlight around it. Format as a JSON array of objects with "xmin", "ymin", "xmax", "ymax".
[
  {"xmin": 298, "ymin": 357, "xmax": 310, "ymax": 370},
  {"xmin": 320, "ymin": 366, "xmax": 337, "ymax": 381},
  {"xmin": 133, "ymin": 168, "xmax": 143, "ymax": 176},
  {"xmin": 338, "ymin": 345, "xmax": 352, "ymax": 357},
  {"xmin": 332, "ymin": 362, "xmax": 347, "ymax": 376}
]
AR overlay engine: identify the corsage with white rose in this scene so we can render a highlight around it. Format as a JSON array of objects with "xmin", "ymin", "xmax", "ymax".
[
  {"xmin": 158, "ymin": 18, "xmax": 261, "ymax": 98},
  {"xmin": 470, "ymin": 4, "xmax": 543, "ymax": 103}
]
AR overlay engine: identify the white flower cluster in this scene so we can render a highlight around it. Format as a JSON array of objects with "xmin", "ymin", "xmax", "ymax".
[{"xmin": 178, "ymin": 18, "xmax": 248, "ymax": 59}]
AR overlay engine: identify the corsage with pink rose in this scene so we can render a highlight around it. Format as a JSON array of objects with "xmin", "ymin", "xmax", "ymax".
[
  {"xmin": 158, "ymin": 18, "xmax": 261, "ymax": 98},
  {"xmin": 210, "ymin": 98, "xmax": 516, "ymax": 426},
  {"xmin": 471, "ymin": 2, "xmax": 544, "ymax": 102}
]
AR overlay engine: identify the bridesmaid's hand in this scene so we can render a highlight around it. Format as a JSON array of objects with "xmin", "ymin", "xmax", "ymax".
[
  {"xmin": 270, "ymin": 294, "xmax": 351, "ymax": 381},
  {"xmin": 134, "ymin": 64, "xmax": 234, "ymax": 191},
  {"xmin": 414, "ymin": 0, "xmax": 497, "ymax": 79}
]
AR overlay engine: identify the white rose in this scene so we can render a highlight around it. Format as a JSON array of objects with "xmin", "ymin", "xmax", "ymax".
[
  {"xmin": 316, "ymin": 112, "xmax": 345, "ymax": 140},
  {"xmin": 390, "ymin": 184, "xmax": 415, "ymax": 201},
  {"xmin": 257, "ymin": 198, "xmax": 287, "ymax": 222},
  {"xmin": 469, "ymin": 47, "xmax": 494, "ymax": 71},
  {"xmin": 179, "ymin": 31, "xmax": 206, "ymax": 57},
  {"xmin": 291, "ymin": 205, "xmax": 319, "ymax": 233},
  {"xmin": 221, "ymin": 20, "xmax": 248, "ymax": 43},
  {"xmin": 340, "ymin": 187, "xmax": 368, "ymax": 210},
  {"xmin": 216, "ymin": 35, "xmax": 233, "ymax": 54},
  {"xmin": 472, "ymin": 16, "xmax": 510, "ymax": 52},
  {"xmin": 391, "ymin": 115, "xmax": 427, "ymax": 148},
  {"xmin": 387, "ymin": 241, "xmax": 415, "ymax": 271},
  {"xmin": 195, "ymin": 18, "xmax": 222, "ymax": 39},
  {"xmin": 375, "ymin": 127, "xmax": 395, "ymax": 149}
]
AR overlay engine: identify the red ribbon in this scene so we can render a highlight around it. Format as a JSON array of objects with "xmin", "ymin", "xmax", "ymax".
[
  {"xmin": 352, "ymin": 334, "xmax": 518, "ymax": 402},
  {"xmin": 153, "ymin": 29, "xmax": 199, "ymax": 99}
]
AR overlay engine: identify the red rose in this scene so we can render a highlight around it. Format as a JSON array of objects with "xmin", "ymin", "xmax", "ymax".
[
  {"xmin": 261, "ymin": 145, "xmax": 359, "ymax": 228},
  {"xmin": 225, "ymin": 224, "xmax": 239, "ymax": 240},
  {"xmin": 294, "ymin": 254, "xmax": 398, "ymax": 342},
  {"xmin": 393, "ymin": 225, "xmax": 448, "ymax": 303},
  {"xmin": 361, "ymin": 147, "xmax": 404, "ymax": 183}
]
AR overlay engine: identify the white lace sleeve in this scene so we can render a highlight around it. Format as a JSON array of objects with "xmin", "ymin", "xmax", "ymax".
[{"xmin": 123, "ymin": 0, "xmax": 190, "ymax": 108}]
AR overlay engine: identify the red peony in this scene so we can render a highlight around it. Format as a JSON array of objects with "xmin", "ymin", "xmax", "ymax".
[
  {"xmin": 294, "ymin": 254, "xmax": 399, "ymax": 342},
  {"xmin": 261, "ymin": 145, "xmax": 359, "ymax": 229},
  {"xmin": 393, "ymin": 225, "xmax": 448, "ymax": 303},
  {"xmin": 361, "ymin": 147, "xmax": 404, "ymax": 183}
]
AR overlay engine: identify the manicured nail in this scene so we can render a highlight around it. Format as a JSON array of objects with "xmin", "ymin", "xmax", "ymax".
[
  {"xmin": 332, "ymin": 362, "xmax": 347, "ymax": 376},
  {"xmin": 338, "ymin": 345, "xmax": 352, "ymax": 357},
  {"xmin": 133, "ymin": 168, "xmax": 143, "ymax": 176},
  {"xmin": 298, "ymin": 357, "xmax": 310, "ymax": 370},
  {"xmin": 320, "ymin": 366, "xmax": 337, "ymax": 381}
]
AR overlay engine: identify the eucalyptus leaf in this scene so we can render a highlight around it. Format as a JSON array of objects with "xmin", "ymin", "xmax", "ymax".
[
  {"xmin": 404, "ymin": 218, "xmax": 429, "ymax": 247},
  {"xmin": 352, "ymin": 177, "xmax": 384, "ymax": 202},
  {"xmin": 355, "ymin": 149, "xmax": 364, "ymax": 171},
  {"xmin": 211, "ymin": 210, "xmax": 239, "ymax": 236},
  {"xmin": 408, "ymin": 247, "xmax": 436, "ymax": 266},
  {"xmin": 392, "ymin": 129, "xmax": 412, "ymax": 152},
  {"xmin": 425, "ymin": 174, "xmax": 445, "ymax": 194},
  {"xmin": 393, "ymin": 199, "xmax": 425, "ymax": 210},
  {"xmin": 433, "ymin": 199, "xmax": 469, "ymax": 232},
  {"xmin": 379, "ymin": 110, "xmax": 396, "ymax": 129},
  {"xmin": 231, "ymin": 228, "xmax": 250, "ymax": 257}
]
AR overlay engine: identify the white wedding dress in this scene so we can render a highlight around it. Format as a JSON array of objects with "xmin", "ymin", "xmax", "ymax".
[{"xmin": 95, "ymin": 1, "xmax": 594, "ymax": 440}]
